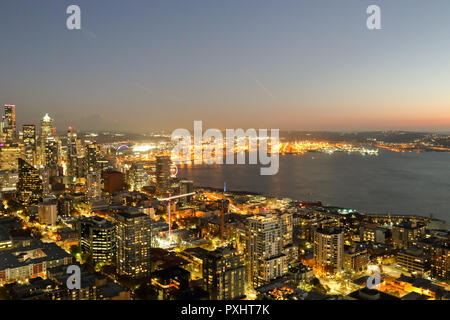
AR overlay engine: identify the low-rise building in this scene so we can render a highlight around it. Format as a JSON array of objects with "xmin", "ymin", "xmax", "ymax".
[
  {"xmin": 344, "ymin": 245, "xmax": 370, "ymax": 272},
  {"xmin": 0, "ymin": 241, "xmax": 73, "ymax": 285},
  {"xmin": 396, "ymin": 247, "xmax": 429, "ymax": 275},
  {"xmin": 361, "ymin": 224, "xmax": 386, "ymax": 244}
]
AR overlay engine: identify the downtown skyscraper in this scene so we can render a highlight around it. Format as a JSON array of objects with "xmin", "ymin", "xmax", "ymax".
[
  {"xmin": 202, "ymin": 245, "xmax": 245, "ymax": 300},
  {"xmin": 22, "ymin": 124, "xmax": 36, "ymax": 166},
  {"xmin": 245, "ymin": 214, "xmax": 287, "ymax": 289},
  {"xmin": 114, "ymin": 210, "xmax": 152, "ymax": 278},
  {"xmin": 79, "ymin": 216, "xmax": 116, "ymax": 265},
  {"xmin": 313, "ymin": 227, "xmax": 344, "ymax": 274},
  {"xmin": 17, "ymin": 158, "xmax": 43, "ymax": 205},
  {"xmin": 3, "ymin": 105, "xmax": 16, "ymax": 143},
  {"xmin": 40, "ymin": 113, "xmax": 56, "ymax": 166}
]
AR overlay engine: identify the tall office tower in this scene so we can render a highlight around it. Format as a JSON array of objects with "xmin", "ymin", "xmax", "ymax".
[
  {"xmin": 40, "ymin": 167, "xmax": 51, "ymax": 196},
  {"xmin": 66, "ymin": 127, "xmax": 78, "ymax": 177},
  {"xmin": 127, "ymin": 162, "xmax": 148, "ymax": 191},
  {"xmin": 431, "ymin": 243, "xmax": 449, "ymax": 280},
  {"xmin": 40, "ymin": 113, "xmax": 53, "ymax": 137},
  {"xmin": 0, "ymin": 116, "xmax": 5, "ymax": 142},
  {"xmin": 0, "ymin": 170, "xmax": 18, "ymax": 192},
  {"xmin": 114, "ymin": 211, "xmax": 152, "ymax": 278},
  {"xmin": 39, "ymin": 113, "xmax": 54, "ymax": 165},
  {"xmin": 313, "ymin": 227, "xmax": 344, "ymax": 274},
  {"xmin": 66, "ymin": 127, "xmax": 85, "ymax": 178},
  {"xmin": 156, "ymin": 155, "xmax": 171, "ymax": 194},
  {"xmin": 246, "ymin": 214, "xmax": 287, "ymax": 289},
  {"xmin": 0, "ymin": 145, "xmax": 24, "ymax": 171},
  {"xmin": 85, "ymin": 143, "xmax": 99, "ymax": 173},
  {"xmin": 86, "ymin": 173, "xmax": 102, "ymax": 200},
  {"xmin": 43, "ymin": 136, "xmax": 59, "ymax": 167},
  {"xmin": 202, "ymin": 246, "xmax": 245, "ymax": 300},
  {"xmin": 75, "ymin": 155, "xmax": 86, "ymax": 178},
  {"xmin": 22, "ymin": 124, "xmax": 37, "ymax": 166},
  {"xmin": 17, "ymin": 158, "xmax": 43, "ymax": 205},
  {"xmin": 3, "ymin": 105, "xmax": 16, "ymax": 142},
  {"xmin": 79, "ymin": 216, "xmax": 115, "ymax": 264},
  {"xmin": 40, "ymin": 114, "xmax": 53, "ymax": 154}
]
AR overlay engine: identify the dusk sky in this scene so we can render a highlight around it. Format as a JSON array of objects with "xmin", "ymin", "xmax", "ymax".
[{"xmin": 1, "ymin": 0, "xmax": 450, "ymax": 132}]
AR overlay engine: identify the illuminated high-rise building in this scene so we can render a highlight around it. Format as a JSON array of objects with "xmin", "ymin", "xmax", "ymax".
[
  {"xmin": 67, "ymin": 127, "xmax": 77, "ymax": 174},
  {"xmin": 392, "ymin": 222, "xmax": 426, "ymax": 249},
  {"xmin": 0, "ymin": 116, "xmax": 6, "ymax": 142},
  {"xmin": 67, "ymin": 127, "xmax": 84, "ymax": 177},
  {"xmin": 278, "ymin": 212, "xmax": 297, "ymax": 264},
  {"xmin": 0, "ymin": 170, "xmax": 18, "ymax": 192},
  {"xmin": 114, "ymin": 211, "xmax": 152, "ymax": 278},
  {"xmin": 245, "ymin": 214, "xmax": 287, "ymax": 288},
  {"xmin": 127, "ymin": 162, "xmax": 148, "ymax": 191},
  {"xmin": 279, "ymin": 212, "xmax": 293, "ymax": 247},
  {"xmin": 17, "ymin": 158, "xmax": 43, "ymax": 205},
  {"xmin": 79, "ymin": 216, "xmax": 115, "ymax": 265},
  {"xmin": 76, "ymin": 155, "xmax": 87, "ymax": 178},
  {"xmin": 156, "ymin": 155, "xmax": 171, "ymax": 194},
  {"xmin": 40, "ymin": 114, "xmax": 53, "ymax": 146},
  {"xmin": 4, "ymin": 105, "xmax": 15, "ymax": 127},
  {"xmin": 44, "ymin": 136, "xmax": 59, "ymax": 167},
  {"xmin": 431, "ymin": 243, "xmax": 449, "ymax": 280},
  {"xmin": 22, "ymin": 124, "xmax": 37, "ymax": 166},
  {"xmin": 3, "ymin": 105, "xmax": 16, "ymax": 142},
  {"xmin": 40, "ymin": 167, "xmax": 51, "ymax": 196},
  {"xmin": 202, "ymin": 246, "xmax": 245, "ymax": 300},
  {"xmin": 313, "ymin": 227, "xmax": 344, "ymax": 274},
  {"xmin": 0, "ymin": 145, "xmax": 24, "ymax": 171},
  {"xmin": 86, "ymin": 143, "xmax": 100, "ymax": 174},
  {"xmin": 86, "ymin": 173, "xmax": 102, "ymax": 200},
  {"xmin": 40, "ymin": 113, "xmax": 54, "ymax": 165}
]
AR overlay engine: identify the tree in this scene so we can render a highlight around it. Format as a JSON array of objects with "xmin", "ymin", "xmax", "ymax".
[
  {"xmin": 70, "ymin": 245, "xmax": 82, "ymax": 257},
  {"xmin": 310, "ymin": 277, "xmax": 327, "ymax": 294},
  {"xmin": 84, "ymin": 252, "xmax": 94, "ymax": 267},
  {"xmin": 435, "ymin": 287, "xmax": 446, "ymax": 300},
  {"xmin": 0, "ymin": 287, "xmax": 12, "ymax": 300},
  {"xmin": 94, "ymin": 261, "xmax": 105, "ymax": 272},
  {"xmin": 134, "ymin": 283, "xmax": 158, "ymax": 300},
  {"xmin": 6, "ymin": 200, "xmax": 24, "ymax": 213}
]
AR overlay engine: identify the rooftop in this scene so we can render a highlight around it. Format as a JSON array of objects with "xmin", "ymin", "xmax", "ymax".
[{"xmin": 0, "ymin": 241, "xmax": 72, "ymax": 270}]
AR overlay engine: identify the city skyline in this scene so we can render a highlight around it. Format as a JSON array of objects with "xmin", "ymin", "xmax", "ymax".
[
  {"xmin": 0, "ymin": 0, "xmax": 449, "ymax": 305},
  {"xmin": 2, "ymin": 107, "xmax": 450, "ymax": 136},
  {"xmin": 1, "ymin": 0, "xmax": 450, "ymax": 132}
]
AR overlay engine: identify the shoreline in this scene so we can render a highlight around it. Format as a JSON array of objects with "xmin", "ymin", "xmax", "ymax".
[{"xmin": 196, "ymin": 185, "xmax": 448, "ymax": 228}]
